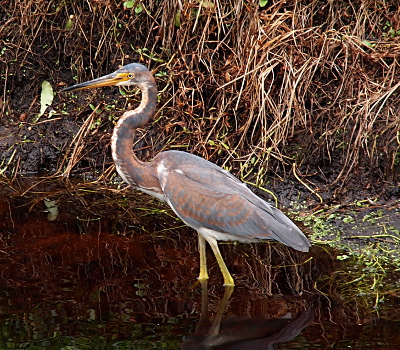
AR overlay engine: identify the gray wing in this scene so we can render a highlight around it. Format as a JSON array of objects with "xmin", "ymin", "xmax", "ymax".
[{"xmin": 157, "ymin": 152, "xmax": 310, "ymax": 252}]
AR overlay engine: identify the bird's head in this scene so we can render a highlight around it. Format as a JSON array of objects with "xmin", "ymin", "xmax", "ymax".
[{"xmin": 61, "ymin": 63, "xmax": 153, "ymax": 92}]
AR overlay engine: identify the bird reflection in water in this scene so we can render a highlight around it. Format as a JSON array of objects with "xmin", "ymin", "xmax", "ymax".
[
  {"xmin": 62, "ymin": 63, "xmax": 310, "ymax": 286},
  {"xmin": 181, "ymin": 281, "xmax": 312, "ymax": 349}
]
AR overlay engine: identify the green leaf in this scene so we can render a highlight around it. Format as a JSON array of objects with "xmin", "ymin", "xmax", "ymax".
[
  {"xmin": 135, "ymin": 3, "xmax": 144, "ymax": 14},
  {"xmin": 260, "ymin": 0, "xmax": 268, "ymax": 7},
  {"xmin": 362, "ymin": 40, "xmax": 376, "ymax": 48},
  {"xmin": 65, "ymin": 18, "xmax": 73, "ymax": 30},
  {"xmin": 337, "ymin": 254, "xmax": 350, "ymax": 261},
  {"xmin": 44, "ymin": 198, "xmax": 59, "ymax": 222},
  {"xmin": 123, "ymin": 1, "xmax": 135, "ymax": 9},
  {"xmin": 220, "ymin": 142, "xmax": 230, "ymax": 150},
  {"xmin": 200, "ymin": 1, "xmax": 215, "ymax": 8},
  {"xmin": 37, "ymin": 80, "xmax": 54, "ymax": 120},
  {"xmin": 174, "ymin": 10, "xmax": 181, "ymax": 27}
]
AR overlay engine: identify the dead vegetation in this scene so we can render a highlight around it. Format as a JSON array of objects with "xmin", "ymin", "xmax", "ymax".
[{"xmin": 1, "ymin": 0, "xmax": 400, "ymax": 204}]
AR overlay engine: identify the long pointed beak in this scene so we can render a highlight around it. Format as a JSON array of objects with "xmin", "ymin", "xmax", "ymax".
[{"xmin": 61, "ymin": 72, "xmax": 127, "ymax": 92}]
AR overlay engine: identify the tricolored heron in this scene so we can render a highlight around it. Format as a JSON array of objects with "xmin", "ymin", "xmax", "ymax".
[{"xmin": 62, "ymin": 63, "xmax": 310, "ymax": 286}]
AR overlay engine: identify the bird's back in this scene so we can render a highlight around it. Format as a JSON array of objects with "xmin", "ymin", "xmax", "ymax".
[{"xmin": 153, "ymin": 150, "xmax": 310, "ymax": 252}]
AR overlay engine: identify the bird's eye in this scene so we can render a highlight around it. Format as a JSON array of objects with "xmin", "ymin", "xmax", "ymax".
[{"xmin": 128, "ymin": 73, "xmax": 135, "ymax": 79}]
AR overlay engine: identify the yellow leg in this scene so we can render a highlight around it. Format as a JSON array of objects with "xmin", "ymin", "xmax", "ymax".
[
  {"xmin": 198, "ymin": 234, "xmax": 209, "ymax": 281},
  {"xmin": 204, "ymin": 236, "xmax": 235, "ymax": 287}
]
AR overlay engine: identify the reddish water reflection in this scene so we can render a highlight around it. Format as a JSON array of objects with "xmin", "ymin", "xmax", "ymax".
[{"xmin": 0, "ymin": 179, "xmax": 399, "ymax": 348}]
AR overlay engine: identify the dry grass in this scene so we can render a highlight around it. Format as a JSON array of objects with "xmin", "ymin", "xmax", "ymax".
[{"xmin": 1, "ymin": 0, "xmax": 399, "ymax": 201}]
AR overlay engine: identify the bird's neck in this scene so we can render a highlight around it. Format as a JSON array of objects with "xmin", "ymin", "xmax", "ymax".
[{"xmin": 111, "ymin": 79, "xmax": 158, "ymax": 187}]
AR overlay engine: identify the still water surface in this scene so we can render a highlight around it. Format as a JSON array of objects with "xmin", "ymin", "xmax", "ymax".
[{"xmin": 0, "ymin": 179, "xmax": 399, "ymax": 349}]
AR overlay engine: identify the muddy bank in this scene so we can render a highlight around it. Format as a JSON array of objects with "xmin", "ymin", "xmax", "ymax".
[{"xmin": 1, "ymin": 0, "xmax": 399, "ymax": 204}]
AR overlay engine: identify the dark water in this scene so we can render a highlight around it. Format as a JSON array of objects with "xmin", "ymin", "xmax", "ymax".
[{"xmin": 0, "ymin": 179, "xmax": 399, "ymax": 349}]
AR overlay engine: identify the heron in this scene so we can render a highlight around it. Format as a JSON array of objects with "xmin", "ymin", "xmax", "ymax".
[{"xmin": 62, "ymin": 63, "xmax": 310, "ymax": 286}]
